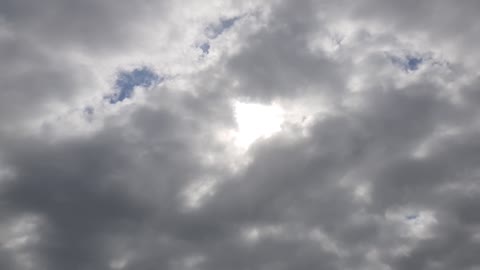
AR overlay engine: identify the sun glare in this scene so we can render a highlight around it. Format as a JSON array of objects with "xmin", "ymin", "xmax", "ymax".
[{"xmin": 233, "ymin": 101, "xmax": 284, "ymax": 148}]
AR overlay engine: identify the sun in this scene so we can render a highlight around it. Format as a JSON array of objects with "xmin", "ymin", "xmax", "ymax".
[{"xmin": 232, "ymin": 101, "xmax": 285, "ymax": 148}]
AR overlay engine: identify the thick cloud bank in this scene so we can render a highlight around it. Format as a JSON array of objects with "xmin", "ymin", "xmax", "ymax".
[{"xmin": 1, "ymin": 0, "xmax": 480, "ymax": 269}]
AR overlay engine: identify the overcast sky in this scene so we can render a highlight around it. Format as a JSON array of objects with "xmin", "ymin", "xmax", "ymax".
[{"xmin": 1, "ymin": 0, "xmax": 480, "ymax": 269}]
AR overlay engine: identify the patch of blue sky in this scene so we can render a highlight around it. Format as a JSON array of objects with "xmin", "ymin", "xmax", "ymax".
[
  {"xmin": 387, "ymin": 53, "xmax": 425, "ymax": 72},
  {"xmin": 199, "ymin": 42, "xmax": 210, "ymax": 54},
  {"xmin": 107, "ymin": 67, "xmax": 161, "ymax": 104},
  {"xmin": 82, "ymin": 106, "xmax": 95, "ymax": 122},
  {"xmin": 405, "ymin": 214, "xmax": 418, "ymax": 220},
  {"xmin": 405, "ymin": 56, "xmax": 423, "ymax": 71},
  {"xmin": 83, "ymin": 106, "xmax": 94, "ymax": 115},
  {"xmin": 205, "ymin": 16, "xmax": 240, "ymax": 39}
]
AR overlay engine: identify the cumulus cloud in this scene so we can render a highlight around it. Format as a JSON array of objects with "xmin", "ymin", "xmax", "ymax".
[{"xmin": 1, "ymin": 0, "xmax": 480, "ymax": 269}]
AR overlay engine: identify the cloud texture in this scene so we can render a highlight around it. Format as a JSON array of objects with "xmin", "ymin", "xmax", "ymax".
[{"xmin": 1, "ymin": 0, "xmax": 480, "ymax": 269}]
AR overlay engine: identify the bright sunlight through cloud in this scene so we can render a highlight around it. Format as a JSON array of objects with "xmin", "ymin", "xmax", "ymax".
[{"xmin": 233, "ymin": 101, "xmax": 284, "ymax": 149}]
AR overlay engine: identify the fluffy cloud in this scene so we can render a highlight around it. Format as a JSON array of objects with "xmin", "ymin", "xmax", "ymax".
[{"xmin": 1, "ymin": 0, "xmax": 480, "ymax": 269}]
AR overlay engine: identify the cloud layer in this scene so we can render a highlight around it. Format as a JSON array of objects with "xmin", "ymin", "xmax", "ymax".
[{"xmin": 1, "ymin": 0, "xmax": 480, "ymax": 269}]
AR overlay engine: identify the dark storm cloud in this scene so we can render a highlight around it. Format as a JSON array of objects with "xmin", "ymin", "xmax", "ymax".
[{"xmin": 1, "ymin": 0, "xmax": 480, "ymax": 269}]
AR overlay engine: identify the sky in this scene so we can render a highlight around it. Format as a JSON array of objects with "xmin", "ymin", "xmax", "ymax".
[{"xmin": 1, "ymin": 0, "xmax": 480, "ymax": 269}]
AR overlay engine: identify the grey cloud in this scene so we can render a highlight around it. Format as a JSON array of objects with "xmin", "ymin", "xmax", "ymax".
[
  {"xmin": 347, "ymin": 0, "xmax": 480, "ymax": 63},
  {"xmin": 0, "ymin": 84, "xmax": 237, "ymax": 269},
  {"xmin": 0, "ymin": 35, "xmax": 98, "ymax": 126},
  {"xmin": 0, "ymin": 0, "xmax": 169, "ymax": 53},
  {"xmin": 225, "ymin": 1, "xmax": 343, "ymax": 101},
  {"xmin": 1, "ymin": 0, "xmax": 480, "ymax": 269},
  {"xmin": 0, "ymin": 0, "xmax": 186, "ymax": 128},
  {"xmin": 0, "ymin": 133, "xmax": 147, "ymax": 269}
]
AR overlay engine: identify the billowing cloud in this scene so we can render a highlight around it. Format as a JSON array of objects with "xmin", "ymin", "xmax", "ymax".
[{"xmin": 1, "ymin": 0, "xmax": 480, "ymax": 269}]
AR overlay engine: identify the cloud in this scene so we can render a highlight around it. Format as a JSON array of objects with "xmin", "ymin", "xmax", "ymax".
[{"xmin": 1, "ymin": 0, "xmax": 480, "ymax": 269}]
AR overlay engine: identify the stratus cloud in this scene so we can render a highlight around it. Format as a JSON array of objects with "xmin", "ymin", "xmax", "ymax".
[{"xmin": 1, "ymin": 0, "xmax": 480, "ymax": 270}]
